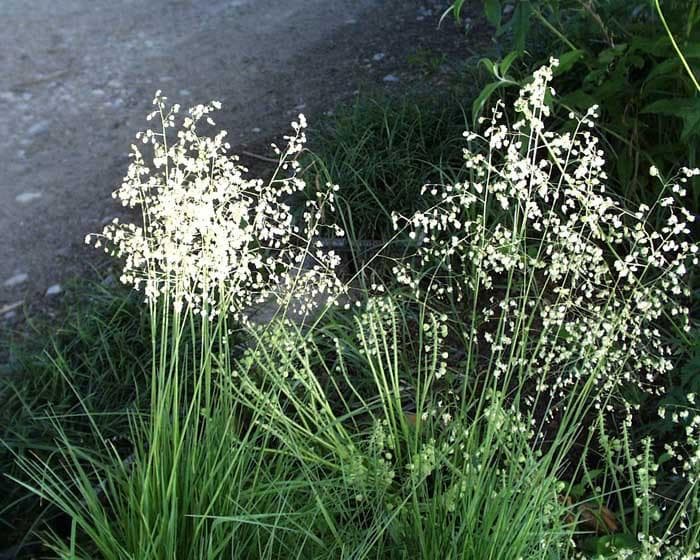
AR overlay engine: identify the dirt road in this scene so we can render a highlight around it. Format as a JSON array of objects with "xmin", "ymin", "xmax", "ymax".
[{"xmin": 0, "ymin": 0, "xmax": 462, "ymax": 314}]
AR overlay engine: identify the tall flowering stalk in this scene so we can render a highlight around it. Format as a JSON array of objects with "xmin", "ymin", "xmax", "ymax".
[
  {"xmin": 87, "ymin": 93, "xmax": 345, "ymax": 322},
  {"xmin": 393, "ymin": 60, "xmax": 698, "ymax": 412}
]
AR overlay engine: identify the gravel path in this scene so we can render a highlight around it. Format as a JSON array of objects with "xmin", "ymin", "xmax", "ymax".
[{"xmin": 0, "ymin": 0, "xmax": 463, "ymax": 315}]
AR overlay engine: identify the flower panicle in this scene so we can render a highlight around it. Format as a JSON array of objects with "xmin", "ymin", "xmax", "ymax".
[{"xmin": 87, "ymin": 95, "xmax": 346, "ymax": 320}]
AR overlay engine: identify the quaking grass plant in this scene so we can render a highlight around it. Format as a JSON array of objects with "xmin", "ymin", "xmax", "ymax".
[
  {"xmin": 8, "ymin": 65, "xmax": 700, "ymax": 558},
  {"xmin": 389, "ymin": 60, "xmax": 699, "ymax": 557},
  {"xmin": 11, "ymin": 95, "xmax": 348, "ymax": 558}
]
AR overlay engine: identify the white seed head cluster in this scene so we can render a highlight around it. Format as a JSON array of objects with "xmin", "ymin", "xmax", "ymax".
[
  {"xmin": 659, "ymin": 400, "xmax": 700, "ymax": 485},
  {"xmin": 87, "ymin": 93, "xmax": 345, "ymax": 319},
  {"xmin": 392, "ymin": 61, "xmax": 698, "ymax": 407}
]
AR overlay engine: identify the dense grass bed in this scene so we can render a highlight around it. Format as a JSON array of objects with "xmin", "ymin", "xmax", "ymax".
[{"xmin": 1, "ymin": 67, "xmax": 699, "ymax": 560}]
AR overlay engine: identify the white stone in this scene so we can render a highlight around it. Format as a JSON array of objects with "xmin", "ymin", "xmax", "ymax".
[
  {"xmin": 46, "ymin": 284, "xmax": 62, "ymax": 296},
  {"xmin": 372, "ymin": 52, "xmax": 385, "ymax": 61},
  {"xmin": 0, "ymin": 300, "xmax": 22, "ymax": 315},
  {"xmin": 3, "ymin": 273, "xmax": 28, "ymax": 287},
  {"xmin": 383, "ymin": 74, "xmax": 400, "ymax": 83},
  {"xmin": 27, "ymin": 120, "xmax": 49, "ymax": 136},
  {"xmin": 15, "ymin": 192, "xmax": 42, "ymax": 204}
]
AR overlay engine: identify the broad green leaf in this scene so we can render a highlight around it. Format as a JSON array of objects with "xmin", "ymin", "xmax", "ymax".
[
  {"xmin": 681, "ymin": 42, "xmax": 700, "ymax": 58},
  {"xmin": 559, "ymin": 90, "xmax": 598, "ymax": 110},
  {"xmin": 553, "ymin": 49, "xmax": 584, "ymax": 75},
  {"xmin": 644, "ymin": 57, "xmax": 679, "ymax": 84},
  {"xmin": 579, "ymin": 534, "xmax": 640, "ymax": 556},
  {"xmin": 511, "ymin": 0, "xmax": 531, "ymax": 52},
  {"xmin": 629, "ymin": 35, "xmax": 671, "ymax": 55},
  {"xmin": 598, "ymin": 44, "xmax": 628, "ymax": 64},
  {"xmin": 500, "ymin": 51, "xmax": 520, "ymax": 77},
  {"xmin": 641, "ymin": 98, "xmax": 699, "ymax": 117},
  {"xmin": 472, "ymin": 81, "xmax": 509, "ymax": 125},
  {"xmin": 593, "ymin": 75, "xmax": 628, "ymax": 101},
  {"xmin": 641, "ymin": 98, "xmax": 700, "ymax": 141},
  {"xmin": 452, "ymin": 0, "xmax": 466, "ymax": 23},
  {"xmin": 681, "ymin": 108, "xmax": 700, "ymax": 141},
  {"xmin": 568, "ymin": 469, "xmax": 604, "ymax": 498},
  {"xmin": 627, "ymin": 54, "xmax": 645, "ymax": 69},
  {"xmin": 484, "ymin": 0, "xmax": 502, "ymax": 27},
  {"xmin": 479, "ymin": 57, "xmax": 498, "ymax": 78}
]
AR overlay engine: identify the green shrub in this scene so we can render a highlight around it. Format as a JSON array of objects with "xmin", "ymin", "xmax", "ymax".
[{"xmin": 452, "ymin": 0, "xmax": 700, "ymax": 211}]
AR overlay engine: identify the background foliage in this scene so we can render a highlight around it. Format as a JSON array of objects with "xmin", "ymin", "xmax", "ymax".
[{"xmin": 453, "ymin": 0, "xmax": 700, "ymax": 210}]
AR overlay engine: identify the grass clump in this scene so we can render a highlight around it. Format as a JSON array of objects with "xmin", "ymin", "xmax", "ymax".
[
  {"xmin": 1, "ymin": 64, "xmax": 699, "ymax": 559},
  {"xmin": 303, "ymin": 93, "xmax": 470, "ymax": 244},
  {"xmin": 0, "ymin": 282, "xmax": 150, "ymax": 552}
]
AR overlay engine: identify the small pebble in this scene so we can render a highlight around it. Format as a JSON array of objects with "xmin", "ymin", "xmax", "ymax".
[
  {"xmin": 372, "ymin": 52, "xmax": 385, "ymax": 62},
  {"xmin": 383, "ymin": 74, "xmax": 400, "ymax": 83},
  {"xmin": 27, "ymin": 120, "xmax": 49, "ymax": 136},
  {"xmin": 46, "ymin": 284, "xmax": 62, "ymax": 296},
  {"xmin": 3, "ymin": 273, "xmax": 28, "ymax": 287},
  {"xmin": 15, "ymin": 192, "xmax": 42, "ymax": 204},
  {"xmin": 0, "ymin": 300, "xmax": 22, "ymax": 315}
]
